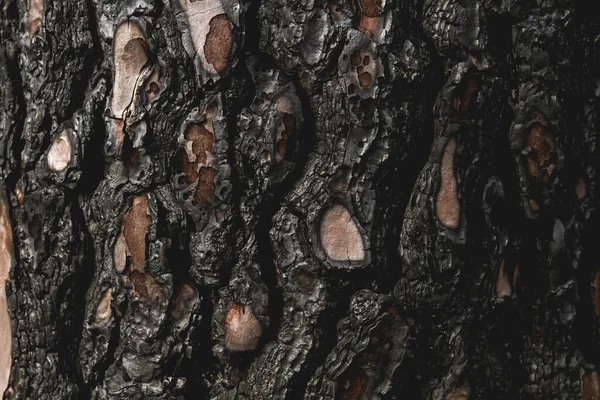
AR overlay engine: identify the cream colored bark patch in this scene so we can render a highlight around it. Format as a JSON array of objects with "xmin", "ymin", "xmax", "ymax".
[
  {"xmin": 224, "ymin": 304, "xmax": 262, "ymax": 352},
  {"xmin": 111, "ymin": 21, "xmax": 147, "ymax": 118},
  {"xmin": 95, "ymin": 289, "xmax": 112, "ymax": 326},
  {"xmin": 436, "ymin": 137, "xmax": 460, "ymax": 229},
  {"xmin": 47, "ymin": 129, "xmax": 72, "ymax": 172},
  {"xmin": 320, "ymin": 204, "xmax": 365, "ymax": 261},
  {"xmin": 0, "ymin": 199, "xmax": 14, "ymax": 395},
  {"xmin": 179, "ymin": 0, "xmax": 231, "ymax": 77}
]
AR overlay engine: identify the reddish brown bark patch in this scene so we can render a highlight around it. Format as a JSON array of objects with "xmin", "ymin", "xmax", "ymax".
[
  {"xmin": 436, "ymin": 138, "xmax": 460, "ymax": 229},
  {"xmin": 594, "ymin": 271, "xmax": 600, "ymax": 317},
  {"xmin": 185, "ymin": 124, "xmax": 214, "ymax": 165},
  {"xmin": 444, "ymin": 381, "xmax": 470, "ymax": 400},
  {"xmin": 582, "ymin": 370, "xmax": 600, "ymax": 400},
  {"xmin": 496, "ymin": 259, "xmax": 512, "ymax": 298},
  {"xmin": 0, "ymin": 198, "xmax": 14, "ymax": 395},
  {"xmin": 358, "ymin": 72, "xmax": 372, "ymax": 89},
  {"xmin": 276, "ymin": 113, "xmax": 295, "ymax": 160},
  {"xmin": 195, "ymin": 167, "xmax": 216, "ymax": 207},
  {"xmin": 320, "ymin": 204, "xmax": 365, "ymax": 261},
  {"xmin": 454, "ymin": 74, "xmax": 478, "ymax": 112},
  {"xmin": 171, "ymin": 283, "xmax": 198, "ymax": 319},
  {"xmin": 337, "ymin": 366, "xmax": 369, "ymax": 400},
  {"xmin": 224, "ymin": 304, "xmax": 262, "ymax": 352},
  {"xmin": 130, "ymin": 270, "xmax": 164, "ymax": 301},
  {"xmin": 358, "ymin": 0, "xmax": 382, "ymax": 17},
  {"xmin": 122, "ymin": 195, "xmax": 151, "ymax": 270},
  {"xmin": 527, "ymin": 122, "xmax": 555, "ymax": 184},
  {"xmin": 204, "ymin": 14, "xmax": 233, "ymax": 75}
]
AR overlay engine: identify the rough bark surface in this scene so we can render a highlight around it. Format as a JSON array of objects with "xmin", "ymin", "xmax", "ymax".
[{"xmin": 0, "ymin": 0, "xmax": 599, "ymax": 398}]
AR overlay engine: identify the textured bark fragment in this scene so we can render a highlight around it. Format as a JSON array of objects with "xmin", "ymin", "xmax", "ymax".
[
  {"xmin": 0, "ymin": 196, "xmax": 13, "ymax": 396},
  {"xmin": 111, "ymin": 22, "xmax": 147, "ymax": 119},
  {"xmin": 436, "ymin": 137, "xmax": 460, "ymax": 229},
  {"xmin": 171, "ymin": 283, "xmax": 197, "ymax": 320},
  {"xmin": 224, "ymin": 304, "xmax": 262, "ymax": 352},
  {"xmin": 320, "ymin": 204, "xmax": 365, "ymax": 261}
]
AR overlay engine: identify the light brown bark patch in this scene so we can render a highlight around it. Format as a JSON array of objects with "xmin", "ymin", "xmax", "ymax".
[
  {"xmin": 224, "ymin": 304, "xmax": 262, "ymax": 352},
  {"xmin": 171, "ymin": 283, "xmax": 198, "ymax": 320},
  {"xmin": 27, "ymin": 0, "xmax": 44, "ymax": 36},
  {"xmin": 496, "ymin": 259, "xmax": 512, "ymax": 298},
  {"xmin": 576, "ymin": 178, "xmax": 587, "ymax": 199},
  {"xmin": 436, "ymin": 137, "xmax": 460, "ymax": 229},
  {"xmin": 358, "ymin": 72, "xmax": 372, "ymax": 89},
  {"xmin": 95, "ymin": 289, "xmax": 113, "ymax": 325},
  {"xmin": 527, "ymin": 122, "xmax": 555, "ymax": 184},
  {"xmin": 204, "ymin": 14, "xmax": 233, "ymax": 75},
  {"xmin": 582, "ymin": 370, "xmax": 600, "ymax": 400},
  {"xmin": 130, "ymin": 270, "xmax": 164, "ymax": 301},
  {"xmin": 359, "ymin": 15, "xmax": 380, "ymax": 38},
  {"xmin": 337, "ymin": 367, "xmax": 369, "ymax": 400},
  {"xmin": 195, "ymin": 167, "xmax": 216, "ymax": 207},
  {"xmin": 320, "ymin": 204, "xmax": 365, "ymax": 261},
  {"xmin": 185, "ymin": 124, "xmax": 214, "ymax": 165},
  {"xmin": 0, "ymin": 199, "xmax": 14, "ymax": 395},
  {"xmin": 444, "ymin": 381, "xmax": 470, "ymax": 400},
  {"xmin": 122, "ymin": 195, "xmax": 151, "ymax": 270},
  {"xmin": 111, "ymin": 22, "xmax": 147, "ymax": 118},
  {"xmin": 358, "ymin": 0, "xmax": 382, "ymax": 17},
  {"xmin": 47, "ymin": 130, "xmax": 72, "ymax": 172}
]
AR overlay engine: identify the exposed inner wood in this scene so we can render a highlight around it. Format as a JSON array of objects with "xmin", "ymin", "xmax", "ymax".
[
  {"xmin": 122, "ymin": 195, "xmax": 151, "ymax": 271},
  {"xmin": 95, "ymin": 289, "xmax": 113, "ymax": 325},
  {"xmin": 436, "ymin": 137, "xmax": 460, "ymax": 229},
  {"xmin": 47, "ymin": 129, "xmax": 72, "ymax": 172},
  {"xmin": 204, "ymin": 14, "xmax": 233, "ymax": 75},
  {"xmin": 224, "ymin": 304, "xmax": 262, "ymax": 352},
  {"xmin": 27, "ymin": 0, "xmax": 44, "ymax": 37},
  {"xmin": 0, "ymin": 199, "xmax": 13, "ymax": 395},
  {"xmin": 320, "ymin": 204, "xmax": 365, "ymax": 261}
]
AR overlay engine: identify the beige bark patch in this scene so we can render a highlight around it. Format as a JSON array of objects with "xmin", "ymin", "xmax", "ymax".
[
  {"xmin": 444, "ymin": 381, "xmax": 470, "ymax": 400},
  {"xmin": 320, "ymin": 204, "xmax": 365, "ymax": 262},
  {"xmin": 113, "ymin": 230, "xmax": 127, "ymax": 273},
  {"xmin": 47, "ymin": 129, "xmax": 72, "ymax": 172},
  {"xmin": 27, "ymin": 0, "xmax": 44, "ymax": 37},
  {"xmin": 582, "ymin": 370, "xmax": 600, "ymax": 400},
  {"xmin": 111, "ymin": 22, "xmax": 147, "ymax": 118},
  {"xmin": 224, "ymin": 304, "xmax": 262, "ymax": 352},
  {"xmin": 204, "ymin": 14, "xmax": 233, "ymax": 75},
  {"xmin": 122, "ymin": 195, "xmax": 151, "ymax": 271},
  {"xmin": 130, "ymin": 270, "xmax": 164, "ymax": 301},
  {"xmin": 95, "ymin": 289, "xmax": 112, "ymax": 325},
  {"xmin": 0, "ymin": 199, "xmax": 14, "ymax": 395},
  {"xmin": 436, "ymin": 137, "xmax": 460, "ymax": 229},
  {"xmin": 495, "ymin": 259, "xmax": 512, "ymax": 298},
  {"xmin": 576, "ymin": 178, "xmax": 587, "ymax": 200}
]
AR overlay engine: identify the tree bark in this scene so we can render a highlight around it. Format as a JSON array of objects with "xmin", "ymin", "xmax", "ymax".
[{"xmin": 0, "ymin": 0, "xmax": 599, "ymax": 398}]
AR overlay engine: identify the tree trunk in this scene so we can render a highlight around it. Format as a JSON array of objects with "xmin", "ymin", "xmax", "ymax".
[{"xmin": 0, "ymin": 0, "xmax": 599, "ymax": 398}]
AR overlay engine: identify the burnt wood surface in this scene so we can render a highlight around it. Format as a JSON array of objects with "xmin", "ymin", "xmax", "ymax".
[{"xmin": 1, "ymin": 0, "xmax": 600, "ymax": 398}]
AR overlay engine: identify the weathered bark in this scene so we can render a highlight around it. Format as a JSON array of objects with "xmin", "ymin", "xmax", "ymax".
[{"xmin": 0, "ymin": 0, "xmax": 599, "ymax": 398}]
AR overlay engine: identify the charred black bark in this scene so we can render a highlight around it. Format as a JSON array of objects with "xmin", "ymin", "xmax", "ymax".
[{"xmin": 1, "ymin": 0, "xmax": 599, "ymax": 398}]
